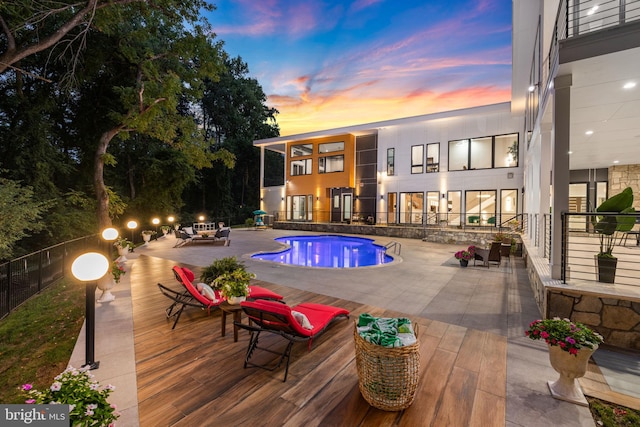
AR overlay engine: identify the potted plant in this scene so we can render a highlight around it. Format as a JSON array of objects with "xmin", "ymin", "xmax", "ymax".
[
  {"xmin": 97, "ymin": 261, "xmax": 126, "ymax": 303},
  {"xmin": 526, "ymin": 317, "xmax": 604, "ymax": 406},
  {"xmin": 592, "ymin": 187, "xmax": 635, "ymax": 283},
  {"xmin": 200, "ymin": 257, "xmax": 246, "ymax": 289},
  {"xmin": 114, "ymin": 238, "xmax": 133, "ymax": 262},
  {"xmin": 454, "ymin": 246, "xmax": 475, "ymax": 267},
  {"xmin": 22, "ymin": 366, "xmax": 120, "ymax": 425},
  {"xmin": 160, "ymin": 225, "xmax": 171, "ymax": 236},
  {"xmin": 213, "ymin": 268, "xmax": 255, "ymax": 304},
  {"xmin": 141, "ymin": 230, "xmax": 156, "ymax": 244}
]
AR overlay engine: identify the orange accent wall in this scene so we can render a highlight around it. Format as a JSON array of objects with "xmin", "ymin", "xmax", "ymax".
[{"xmin": 286, "ymin": 134, "xmax": 355, "ymax": 222}]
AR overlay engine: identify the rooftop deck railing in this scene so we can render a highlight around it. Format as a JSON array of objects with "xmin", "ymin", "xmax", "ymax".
[
  {"xmin": 0, "ymin": 235, "xmax": 99, "ymax": 319},
  {"xmin": 561, "ymin": 211, "xmax": 640, "ymax": 287}
]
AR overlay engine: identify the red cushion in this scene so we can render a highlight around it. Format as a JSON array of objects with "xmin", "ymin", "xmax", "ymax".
[
  {"xmin": 182, "ymin": 267, "xmax": 195, "ymax": 282},
  {"xmin": 172, "ymin": 266, "xmax": 218, "ymax": 308},
  {"xmin": 248, "ymin": 285, "xmax": 283, "ymax": 301}
]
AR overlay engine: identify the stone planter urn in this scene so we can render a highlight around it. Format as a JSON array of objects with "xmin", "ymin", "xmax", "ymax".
[
  {"xmin": 116, "ymin": 246, "xmax": 129, "ymax": 263},
  {"xmin": 547, "ymin": 344, "xmax": 597, "ymax": 406},
  {"xmin": 142, "ymin": 233, "xmax": 152, "ymax": 245},
  {"xmin": 226, "ymin": 296, "xmax": 246, "ymax": 305},
  {"xmin": 97, "ymin": 276, "xmax": 116, "ymax": 303}
]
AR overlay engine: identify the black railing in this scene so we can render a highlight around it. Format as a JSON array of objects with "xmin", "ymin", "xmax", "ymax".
[
  {"xmin": 0, "ymin": 235, "xmax": 99, "ymax": 319},
  {"xmin": 561, "ymin": 212, "xmax": 640, "ymax": 287}
]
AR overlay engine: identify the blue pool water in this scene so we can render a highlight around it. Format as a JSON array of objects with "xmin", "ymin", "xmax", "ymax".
[{"xmin": 251, "ymin": 235, "xmax": 393, "ymax": 268}]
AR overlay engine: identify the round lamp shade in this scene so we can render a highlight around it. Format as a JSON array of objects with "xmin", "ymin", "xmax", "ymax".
[
  {"xmin": 127, "ymin": 221, "xmax": 138, "ymax": 230},
  {"xmin": 168, "ymin": 216, "xmax": 175, "ymax": 223},
  {"xmin": 71, "ymin": 252, "xmax": 109, "ymax": 282},
  {"xmin": 152, "ymin": 218, "xmax": 160, "ymax": 225},
  {"xmin": 101, "ymin": 227, "xmax": 119, "ymax": 241}
]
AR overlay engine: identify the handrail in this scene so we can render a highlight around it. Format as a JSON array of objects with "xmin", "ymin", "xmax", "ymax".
[{"xmin": 385, "ymin": 241, "xmax": 401, "ymax": 255}]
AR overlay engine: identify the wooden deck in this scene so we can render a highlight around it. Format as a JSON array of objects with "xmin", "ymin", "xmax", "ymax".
[{"xmin": 132, "ymin": 255, "xmax": 507, "ymax": 426}]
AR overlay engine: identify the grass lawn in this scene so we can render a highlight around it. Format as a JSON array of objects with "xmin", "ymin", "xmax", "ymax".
[
  {"xmin": 0, "ymin": 279, "xmax": 638, "ymax": 427},
  {"xmin": 0, "ymin": 279, "xmax": 84, "ymax": 404}
]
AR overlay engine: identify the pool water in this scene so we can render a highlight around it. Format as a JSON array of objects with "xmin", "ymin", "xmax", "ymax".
[{"xmin": 251, "ymin": 235, "xmax": 393, "ymax": 268}]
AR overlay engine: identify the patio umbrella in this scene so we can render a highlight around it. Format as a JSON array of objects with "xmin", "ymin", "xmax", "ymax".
[{"xmin": 253, "ymin": 209, "xmax": 267, "ymax": 215}]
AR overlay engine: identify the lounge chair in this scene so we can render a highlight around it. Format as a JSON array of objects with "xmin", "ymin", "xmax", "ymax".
[
  {"xmin": 157, "ymin": 266, "xmax": 283, "ymax": 329},
  {"xmin": 173, "ymin": 230, "xmax": 193, "ymax": 247},
  {"xmin": 474, "ymin": 241, "xmax": 502, "ymax": 267},
  {"xmin": 235, "ymin": 299, "xmax": 349, "ymax": 381}
]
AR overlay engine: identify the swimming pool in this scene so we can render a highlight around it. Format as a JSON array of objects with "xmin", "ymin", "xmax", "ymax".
[{"xmin": 251, "ymin": 235, "xmax": 393, "ymax": 268}]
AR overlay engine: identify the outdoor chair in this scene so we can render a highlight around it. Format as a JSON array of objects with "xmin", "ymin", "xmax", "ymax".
[
  {"xmin": 235, "ymin": 299, "xmax": 349, "ymax": 381},
  {"xmin": 173, "ymin": 230, "xmax": 194, "ymax": 247},
  {"xmin": 474, "ymin": 241, "xmax": 502, "ymax": 267},
  {"xmin": 157, "ymin": 266, "xmax": 283, "ymax": 329}
]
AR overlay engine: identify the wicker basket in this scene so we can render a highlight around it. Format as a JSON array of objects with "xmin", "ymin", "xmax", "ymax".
[{"xmin": 353, "ymin": 322, "xmax": 420, "ymax": 411}]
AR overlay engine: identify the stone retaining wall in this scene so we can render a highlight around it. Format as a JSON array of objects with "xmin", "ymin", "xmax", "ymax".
[
  {"xmin": 546, "ymin": 289, "xmax": 640, "ymax": 351},
  {"xmin": 274, "ymin": 222, "xmax": 515, "ymax": 247}
]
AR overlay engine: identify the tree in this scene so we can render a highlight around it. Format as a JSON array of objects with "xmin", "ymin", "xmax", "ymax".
[
  {"xmin": 195, "ymin": 56, "xmax": 279, "ymax": 219},
  {"xmin": 0, "ymin": 0, "xmax": 213, "ymax": 78},
  {"xmin": 0, "ymin": 177, "xmax": 49, "ymax": 260}
]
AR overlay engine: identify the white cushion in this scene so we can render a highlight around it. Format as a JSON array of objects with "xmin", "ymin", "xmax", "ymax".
[
  {"xmin": 183, "ymin": 226, "xmax": 194, "ymax": 235},
  {"xmin": 196, "ymin": 283, "xmax": 217, "ymax": 302},
  {"xmin": 292, "ymin": 310, "xmax": 313, "ymax": 330}
]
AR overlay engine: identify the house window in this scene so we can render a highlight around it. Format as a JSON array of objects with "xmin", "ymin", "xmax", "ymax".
[
  {"xmin": 426, "ymin": 143, "xmax": 439, "ymax": 172},
  {"xmin": 426, "ymin": 191, "xmax": 440, "ymax": 224},
  {"xmin": 318, "ymin": 142, "xmax": 344, "ymax": 153},
  {"xmin": 449, "ymin": 133, "xmax": 519, "ymax": 170},
  {"xmin": 387, "ymin": 148, "xmax": 395, "ymax": 176},
  {"xmin": 495, "ymin": 135, "xmax": 518, "ymax": 167},
  {"xmin": 290, "ymin": 144, "xmax": 313, "ymax": 157},
  {"xmin": 399, "ymin": 192, "xmax": 423, "ymax": 224},
  {"xmin": 318, "ymin": 155, "xmax": 344, "ymax": 173},
  {"xmin": 411, "ymin": 145, "xmax": 423, "ymax": 174},
  {"xmin": 447, "ymin": 191, "xmax": 462, "ymax": 225},
  {"xmin": 465, "ymin": 190, "xmax": 496, "ymax": 226},
  {"xmin": 290, "ymin": 158, "xmax": 312, "ymax": 176}
]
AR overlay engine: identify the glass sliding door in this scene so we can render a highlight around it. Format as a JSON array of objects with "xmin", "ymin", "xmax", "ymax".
[
  {"xmin": 387, "ymin": 192, "xmax": 397, "ymax": 224},
  {"xmin": 447, "ymin": 191, "xmax": 461, "ymax": 226},
  {"xmin": 569, "ymin": 183, "xmax": 588, "ymax": 230},
  {"xmin": 399, "ymin": 192, "xmax": 424, "ymax": 225},
  {"xmin": 426, "ymin": 191, "xmax": 440, "ymax": 224}
]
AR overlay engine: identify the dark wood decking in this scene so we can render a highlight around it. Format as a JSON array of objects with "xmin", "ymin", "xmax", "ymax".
[{"xmin": 132, "ymin": 255, "xmax": 507, "ymax": 426}]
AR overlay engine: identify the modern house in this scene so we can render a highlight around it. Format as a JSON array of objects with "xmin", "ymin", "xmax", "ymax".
[
  {"xmin": 255, "ymin": 103, "xmax": 523, "ymax": 230},
  {"xmin": 254, "ymin": 0, "xmax": 640, "ymax": 349}
]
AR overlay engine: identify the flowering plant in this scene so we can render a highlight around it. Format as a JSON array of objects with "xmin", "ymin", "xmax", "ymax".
[
  {"xmin": 113, "ymin": 238, "xmax": 133, "ymax": 250},
  {"xmin": 112, "ymin": 261, "xmax": 126, "ymax": 283},
  {"xmin": 454, "ymin": 245, "xmax": 475, "ymax": 261},
  {"xmin": 141, "ymin": 230, "xmax": 156, "ymax": 236},
  {"xmin": 525, "ymin": 317, "xmax": 603, "ymax": 355},
  {"xmin": 22, "ymin": 366, "xmax": 119, "ymax": 426},
  {"xmin": 214, "ymin": 268, "xmax": 256, "ymax": 298}
]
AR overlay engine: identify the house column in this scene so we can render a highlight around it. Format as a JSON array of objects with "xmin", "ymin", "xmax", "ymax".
[
  {"xmin": 539, "ymin": 122, "xmax": 552, "ymax": 258},
  {"xmin": 551, "ymin": 74, "xmax": 572, "ymax": 280}
]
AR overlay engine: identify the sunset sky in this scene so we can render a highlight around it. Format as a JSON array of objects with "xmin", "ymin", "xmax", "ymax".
[{"xmin": 208, "ymin": 0, "xmax": 513, "ymax": 136}]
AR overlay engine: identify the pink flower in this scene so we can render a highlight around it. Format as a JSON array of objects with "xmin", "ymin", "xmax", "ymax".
[
  {"xmin": 540, "ymin": 331, "xmax": 549, "ymax": 339},
  {"xmin": 50, "ymin": 381, "xmax": 62, "ymax": 392},
  {"xmin": 25, "ymin": 399, "xmax": 36, "ymax": 404},
  {"xmin": 569, "ymin": 348, "xmax": 578, "ymax": 355},
  {"xmin": 22, "ymin": 384, "xmax": 33, "ymax": 391}
]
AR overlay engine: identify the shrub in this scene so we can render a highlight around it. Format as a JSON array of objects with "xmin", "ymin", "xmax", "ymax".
[{"xmin": 200, "ymin": 257, "xmax": 246, "ymax": 290}]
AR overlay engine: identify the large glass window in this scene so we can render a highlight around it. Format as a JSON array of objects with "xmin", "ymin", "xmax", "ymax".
[
  {"xmin": 426, "ymin": 143, "xmax": 439, "ymax": 172},
  {"xmin": 500, "ymin": 189, "xmax": 518, "ymax": 224},
  {"xmin": 399, "ymin": 192, "xmax": 423, "ymax": 224},
  {"xmin": 449, "ymin": 133, "xmax": 519, "ymax": 170},
  {"xmin": 291, "ymin": 195, "xmax": 307, "ymax": 220},
  {"xmin": 411, "ymin": 145, "xmax": 423, "ymax": 174},
  {"xmin": 290, "ymin": 158, "xmax": 312, "ymax": 176},
  {"xmin": 495, "ymin": 134, "xmax": 518, "ymax": 167},
  {"xmin": 448, "ymin": 139, "xmax": 469, "ymax": 171},
  {"xmin": 446, "ymin": 191, "xmax": 461, "ymax": 226},
  {"xmin": 465, "ymin": 190, "xmax": 496, "ymax": 226},
  {"xmin": 426, "ymin": 191, "xmax": 440, "ymax": 224},
  {"xmin": 387, "ymin": 148, "xmax": 395, "ymax": 176},
  {"xmin": 290, "ymin": 144, "xmax": 313, "ymax": 157},
  {"xmin": 470, "ymin": 137, "xmax": 492, "ymax": 170},
  {"xmin": 318, "ymin": 155, "xmax": 344, "ymax": 173},
  {"xmin": 318, "ymin": 142, "xmax": 344, "ymax": 153}
]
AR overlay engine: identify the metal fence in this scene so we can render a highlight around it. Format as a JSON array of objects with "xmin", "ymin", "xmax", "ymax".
[
  {"xmin": 561, "ymin": 212, "xmax": 640, "ymax": 286},
  {"xmin": 0, "ymin": 235, "xmax": 100, "ymax": 319}
]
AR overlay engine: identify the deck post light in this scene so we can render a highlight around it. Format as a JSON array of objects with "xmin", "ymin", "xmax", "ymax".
[
  {"xmin": 127, "ymin": 220, "xmax": 138, "ymax": 251},
  {"xmin": 152, "ymin": 217, "xmax": 160, "ymax": 239},
  {"xmin": 71, "ymin": 252, "xmax": 109, "ymax": 370}
]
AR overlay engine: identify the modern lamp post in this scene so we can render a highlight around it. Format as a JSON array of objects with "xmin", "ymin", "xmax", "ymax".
[
  {"xmin": 127, "ymin": 220, "xmax": 138, "ymax": 252},
  {"xmin": 101, "ymin": 227, "xmax": 118, "ymax": 260},
  {"xmin": 71, "ymin": 252, "xmax": 109, "ymax": 370},
  {"xmin": 168, "ymin": 216, "xmax": 175, "ymax": 235},
  {"xmin": 152, "ymin": 217, "xmax": 160, "ymax": 240}
]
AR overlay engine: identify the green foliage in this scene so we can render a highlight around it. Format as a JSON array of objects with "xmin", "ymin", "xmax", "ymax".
[
  {"xmin": 200, "ymin": 256, "xmax": 246, "ymax": 289},
  {"xmin": 214, "ymin": 269, "xmax": 255, "ymax": 298},
  {"xmin": 0, "ymin": 177, "xmax": 50, "ymax": 260},
  {"xmin": 589, "ymin": 397, "xmax": 640, "ymax": 427},
  {"xmin": 593, "ymin": 187, "xmax": 636, "ymax": 257},
  {"xmin": 525, "ymin": 318, "xmax": 603, "ymax": 355},
  {"xmin": 0, "ymin": 280, "xmax": 84, "ymax": 404},
  {"xmin": 245, "ymin": 218, "xmax": 256, "ymax": 227}
]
